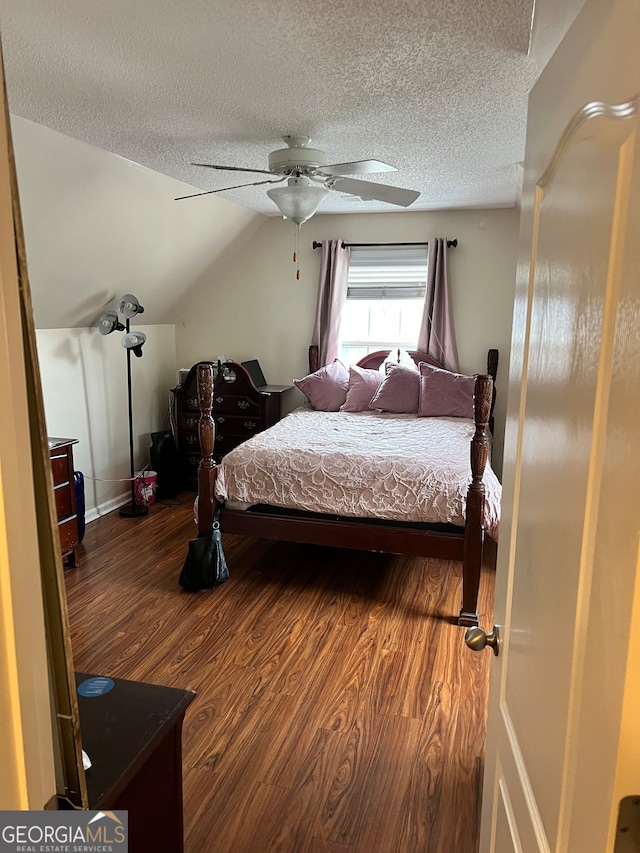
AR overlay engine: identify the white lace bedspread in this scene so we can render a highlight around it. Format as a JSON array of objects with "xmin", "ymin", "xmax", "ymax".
[{"xmin": 214, "ymin": 408, "xmax": 501, "ymax": 540}]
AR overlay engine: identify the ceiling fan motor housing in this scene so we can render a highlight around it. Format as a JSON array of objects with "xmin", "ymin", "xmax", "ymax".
[{"xmin": 268, "ymin": 145, "xmax": 328, "ymax": 175}]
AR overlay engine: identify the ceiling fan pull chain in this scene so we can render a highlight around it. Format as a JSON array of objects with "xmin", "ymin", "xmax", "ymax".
[{"xmin": 293, "ymin": 223, "xmax": 301, "ymax": 280}]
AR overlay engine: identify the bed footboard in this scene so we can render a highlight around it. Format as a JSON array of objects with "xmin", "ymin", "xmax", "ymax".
[
  {"xmin": 196, "ymin": 363, "xmax": 217, "ymax": 535},
  {"xmin": 458, "ymin": 373, "xmax": 493, "ymax": 627}
]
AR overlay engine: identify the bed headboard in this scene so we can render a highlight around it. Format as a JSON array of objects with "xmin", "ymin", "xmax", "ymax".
[
  {"xmin": 307, "ymin": 345, "xmax": 443, "ymax": 373},
  {"xmin": 356, "ymin": 349, "xmax": 443, "ymax": 371}
]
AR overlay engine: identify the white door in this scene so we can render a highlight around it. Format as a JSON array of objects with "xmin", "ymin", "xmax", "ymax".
[{"xmin": 477, "ymin": 0, "xmax": 640, "ymax": 850}]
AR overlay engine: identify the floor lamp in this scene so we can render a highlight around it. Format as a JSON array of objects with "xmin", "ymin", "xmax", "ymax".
[{"xmin": 98, "ymin": 293, "xmax": 148, "ymax": 518}]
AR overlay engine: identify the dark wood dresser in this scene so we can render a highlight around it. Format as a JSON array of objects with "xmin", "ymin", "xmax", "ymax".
[
  {"xmin": 172, "ymin": 362, "xmax": 292, "ymax": 489},
  {"xmin": 48, "ymin": 437, "xmax": 79, "ymax": 567},
  {"xmin": 76, "ymin": 672, "xmax": 195, "ymax": 853}
]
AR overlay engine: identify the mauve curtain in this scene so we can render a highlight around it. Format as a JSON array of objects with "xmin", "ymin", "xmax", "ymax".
[
  {"xmin": 417, "ymin": 237, "xmax": 459, "ymax": 372},
  {"xmin": 312, "ymin": 239, "xmax": 350, "ymax": 366}
]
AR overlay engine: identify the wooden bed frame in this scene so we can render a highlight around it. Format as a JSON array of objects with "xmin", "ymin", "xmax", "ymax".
[{"xmin": 195, "ymin": 347, "xmax": 498, "ymax": 627}]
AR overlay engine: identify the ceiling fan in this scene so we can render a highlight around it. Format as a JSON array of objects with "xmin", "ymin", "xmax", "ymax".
[{"xmin": 175, "ymin": 136, "xmax": 420, "ymax": 225}]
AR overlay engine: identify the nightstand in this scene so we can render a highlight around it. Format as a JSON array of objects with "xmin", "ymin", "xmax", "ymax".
[{"xmin": 76, "ymin": 672, "xmax": 195, "ymax": 853}]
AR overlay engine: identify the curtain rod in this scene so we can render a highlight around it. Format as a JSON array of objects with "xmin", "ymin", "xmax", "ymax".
[{"xmin": 311, "ymin": 239, "xmax": 458, "ymax": 249}]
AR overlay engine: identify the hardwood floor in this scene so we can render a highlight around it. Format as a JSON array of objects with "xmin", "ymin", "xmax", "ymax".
[{"xmin": 64, "ymin": 495, "xmax": 495, "ymax": 853}]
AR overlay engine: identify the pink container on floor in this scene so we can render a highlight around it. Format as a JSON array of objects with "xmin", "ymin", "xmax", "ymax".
[{"xmin": 134, "ymin": 471, "xmax": 157, "ymax": 506}]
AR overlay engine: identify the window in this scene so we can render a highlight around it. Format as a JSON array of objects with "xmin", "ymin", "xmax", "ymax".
[{"xmin": 338, "ymin": 246, "xmax": 428, "ymax": 365}]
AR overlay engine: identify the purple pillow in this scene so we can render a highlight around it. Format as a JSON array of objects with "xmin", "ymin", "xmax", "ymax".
[
  {"xmin": 293, "ymin": 360, "xmax": 349, "ymax": 411},
  {"xmin": 340, "ymin": 365, "xmax": 384, "ymax": 412},
  {"xmin": 369, "ymin": 363, "xmax": 420, "ymax": 413},
  {"xmin": 418, "ymin": 361, "xmax": 475, "ymax": 418}
]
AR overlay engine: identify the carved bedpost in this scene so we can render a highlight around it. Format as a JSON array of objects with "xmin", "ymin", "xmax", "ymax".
[
  {"xmin": 197, "ymin": 363, "xmax": 217, "ymax": 535},
  {"xmin": 487, "ymin": 348, "xmax": 499, "ymax": 436},
  {"xmin": 459, "ymin": 373, "xmax": 493, "ymax": 627}
]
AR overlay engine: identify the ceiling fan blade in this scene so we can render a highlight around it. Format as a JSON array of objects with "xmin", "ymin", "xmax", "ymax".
[
  {"xmin": 175, "ymin": 177, "xmax": 285, "ymax": 201},
  {"xmin": 318, "ymin": 159, "xmax": 398, "ymax": 177},
  {"xmin": 191, "ymin": 162, "xmax": 274, "ymax": 176},
  {"xmin": 329, "ymin": 177, "xmax": 420, "ymax": 207}
]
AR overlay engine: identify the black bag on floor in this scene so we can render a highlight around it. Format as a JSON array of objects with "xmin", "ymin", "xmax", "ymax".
[
  {"xmin": 178, "ymin": 509, "xmax": 229, "ymax": 592},
  {"xmin": 150, "ymin": 430, "xmax": 181, "ymax": 499}
]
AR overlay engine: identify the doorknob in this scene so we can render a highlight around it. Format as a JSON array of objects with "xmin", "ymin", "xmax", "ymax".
[{"xmin": 465, "ymin": 625, "xmax": 501, "ymax": 656}]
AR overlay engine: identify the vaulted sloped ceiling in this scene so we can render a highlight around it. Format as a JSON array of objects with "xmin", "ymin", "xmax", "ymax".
[
  {"xmin": 0, "ymin": 0, "xmax": 584, "ymax": 218},
  {"xmin": 11, "ymin": 117, "xmax": 265, "ymax": 329}
]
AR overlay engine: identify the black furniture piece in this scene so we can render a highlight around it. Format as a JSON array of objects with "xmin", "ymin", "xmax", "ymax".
[
  {"xmin": 172, "ymin": 361, "xmax": 292, "ymax": 489},
  {"xmin": 76, "ymin": 672, "xmax": 195, "ymax": 853}
]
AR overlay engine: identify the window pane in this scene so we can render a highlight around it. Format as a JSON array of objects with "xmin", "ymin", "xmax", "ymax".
[
  {"xmin": 369, "ymin": 302, "xmax": 400, "ymax": 340},
  {"xmin": 338, "ymin": 298, "xmax": 423, "ymax": 364},
  {"xmin": 400, "ymin": 300, "xmax": 424, "ymax": 338},
  {"xmin": 338, "ymin": 246, "xmax": 428, "ymax": 366},
  {"xmin": 341, "ymin": 299, "xmax": 371, "ymax": 341},
  {"xmin": 340, "ymin": 343, "xmax": 370, "ymax": 365}
]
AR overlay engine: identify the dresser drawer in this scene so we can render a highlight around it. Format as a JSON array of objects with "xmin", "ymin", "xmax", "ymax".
[
  {"xmin": 51, "ymin": 454, "xmax": 72, "ymax": 486},
  {"xmin": 179, "ymin": 429, "xmax": 201, "ymax": 451},
  {"xmin": 180, "ymin": 393, "xmax": 201, "ymax": 413},
  {"xmin": 184, "ymin": 467, "xmax": 199, "ymax": 488},
  {"xmin": 184, "ymin": 451, "xmax": 202, "ymax": 469},
  {"xmin": 178, "ymin": 410, "xmax": 266, "ymax": 433},
  {"xmin": 54, "ymin": 483, "xmax": 74, "ymax": 519},
  {"xmin": 213, "ymin": 393, "xmax": 263, "ymax": 416},
  {"xmin": 182, "ymin": 453, "xmax": 202, "ymax": 488},
  {"xmin": 178, "ymin": 412, "xmax": 200, "ymax": 431},
  {"xmin": 213, "ymin": 414, "xmax": 265, "ymax": 436},
  {"xmin": 58, "ymin": 516, "xmax": 79, "ymax": 553}
]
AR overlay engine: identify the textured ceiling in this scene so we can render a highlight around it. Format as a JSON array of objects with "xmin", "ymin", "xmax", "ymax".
[{"xmin": 0, "ymin": 0, "xmax": 574, "ymax": 217}]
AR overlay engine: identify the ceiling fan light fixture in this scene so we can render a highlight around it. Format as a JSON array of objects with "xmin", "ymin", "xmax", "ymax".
[{"xmin": 267, "ymin": 178, "xmax": 329, "ymax": 226}]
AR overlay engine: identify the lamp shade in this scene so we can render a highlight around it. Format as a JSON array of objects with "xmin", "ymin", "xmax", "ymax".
[
  {"xmin": 118, "ymin": 293, "xmax": 145, "ymax": 318},
  {"xmin": 98, "ymin": 310, "xmax": 125, "ymax": 335},
  {"xmin": 121, "ymin": 331, "xmax": 146, "ymax": 357},
  {"xmin": 267, "ymin": 177, "xmax": 329, "ymax": 226}
]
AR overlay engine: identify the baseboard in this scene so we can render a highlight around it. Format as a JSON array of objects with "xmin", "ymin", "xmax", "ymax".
[{"xmin": 84, "ymin": 493, "xmax": 130, "ymax": 525}]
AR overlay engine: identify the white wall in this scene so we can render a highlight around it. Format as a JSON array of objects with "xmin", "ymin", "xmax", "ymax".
[
  {"xmin": 36, "ymin": 325, "xmax": 176, "ymax": 520},
  {"xmin": 10, "ymin": 117, "xmax": 266, "ymax": 521},
  {"xmin": 11, "ymin": 116, "xmax": 265, "ymax": 330},
  {"xmin": 175, "ymin": 208, "xmax": 520, "ymax": 473}
]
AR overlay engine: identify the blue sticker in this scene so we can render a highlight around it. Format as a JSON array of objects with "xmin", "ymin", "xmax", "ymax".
[{"xmin": 77, "ymin": 676, "xmax": 115, "ymax": 697}]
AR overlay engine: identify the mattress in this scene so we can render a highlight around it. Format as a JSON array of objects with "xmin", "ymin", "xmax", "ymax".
[{"xmin": 214, "ymin": 407, "xmax": 501, "ymax": 540}]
